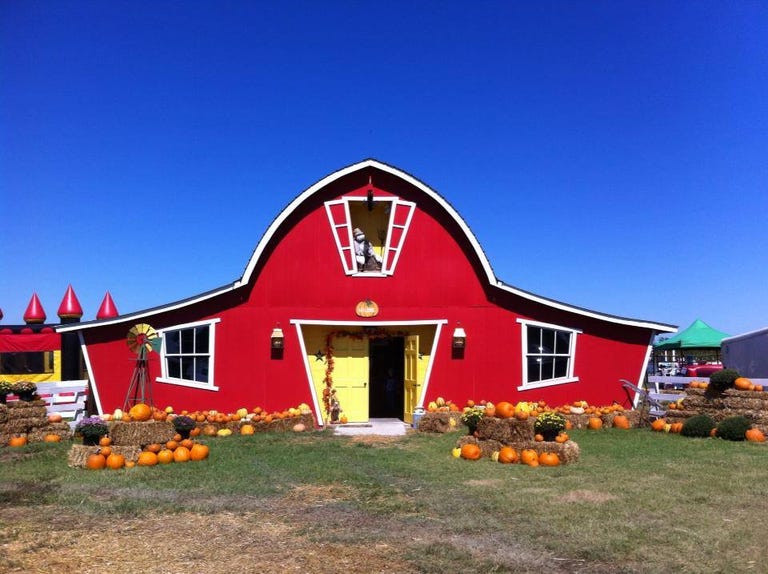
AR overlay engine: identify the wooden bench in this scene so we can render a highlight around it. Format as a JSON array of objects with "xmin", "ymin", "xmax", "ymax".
[{"xmin": 34, "ymin": 380, "xmax": 89, "ymax": 429}]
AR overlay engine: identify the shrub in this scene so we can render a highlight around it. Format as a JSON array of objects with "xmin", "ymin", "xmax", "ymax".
[
  {"xmin": 716, "ymin": 416, "xmax": 751, "ymax": 441},
  {"xmin": 707, "ymin": 369, "xmax": 740, "ymax": 394},
  {"xmin": 681, "ymin": 414, "xmax": 716, "ymax": 438}
]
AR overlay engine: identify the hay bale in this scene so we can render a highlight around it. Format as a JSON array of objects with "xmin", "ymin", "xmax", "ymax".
[
  {"xmin": 67, "ymin": 444, "xmax": 142, "ymax": 467},
  {"xmin": 2, "ymin": 417, "xmax": 45, "ymax": 434},
  {"xmin": 27, "ymin": 423, "xmax": 73, "ymax": 443},
  {"xmin": 564, "ymin": 414, "xmax": 591, "ymax": 429},
  {"xmin": 417, "ymin": 412, "xmax": 461, "ymax": 433},
  {"xmin": 110, "ymin": 420, "xmax": 175, "ymax": 446},
  {"xmin": 476, "ymin": 416, "xmax": 534, "ymax": 442},
  {"xmin": 0, "ymin": 404, "xmax": 8, "ymax": 424}
]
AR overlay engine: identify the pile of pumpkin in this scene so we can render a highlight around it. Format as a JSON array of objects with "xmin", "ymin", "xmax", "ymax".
[
  {"xmin": 454, "ymin": 441, "xmax": 566, "ymax": 467},
  {"xmin": 649, "ymin": 416, "xmax": 766, "ymax": 442},
  {"xmin": 83, "ymin": 434, "xmax": 210, "ymax": 470}
]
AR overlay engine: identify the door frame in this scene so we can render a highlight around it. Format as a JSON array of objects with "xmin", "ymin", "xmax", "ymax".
[{"xmin": 292, "ymin": 319, "xmax": 447, "ymax": 426}]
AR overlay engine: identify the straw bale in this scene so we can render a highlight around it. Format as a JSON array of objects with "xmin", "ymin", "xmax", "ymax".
[
  {"xmin": 2, "ymin": 417, "xmax": 45, "ymax": 434},
  {"xmin": 27, "ymin": 425, "xmax": 72, "ymax": 443},
  {"xmin": 476, "ymin": 416, "xmax": 534, "ymax": 442},
  {"xmin": 110, "ymin": 420, "xmax": 175, "ymax": 446},
  {"xmin": 601, "ymin": 411, "xmax": 640, "ymax": 427},
  {"xmin": 0, "ymin": 404, "xmax": 7, "ymax": 424},
  {"xmin": 417, "ymin": 412, "xmax": 461, "ymax": 433},
  {"xmin": 456, "ymin": 435, "xmax": 580, "ymax": 464},
  {"xmin": 67, "ymin": 444, "xmax": 142, "ymax": 467},
  {"xmin": 564, "ymin": 414, "xmax": 591, "ymax": 429}
]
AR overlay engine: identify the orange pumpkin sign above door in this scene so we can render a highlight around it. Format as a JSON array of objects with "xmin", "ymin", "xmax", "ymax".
[{"xmin": 355, "ymin": 299, "xmax": 379, "ymax": 318}]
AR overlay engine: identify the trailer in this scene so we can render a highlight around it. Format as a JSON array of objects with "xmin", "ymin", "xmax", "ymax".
[{"xmin": 721, "ymin": 327, "xmax": 768, "ymax": 379}]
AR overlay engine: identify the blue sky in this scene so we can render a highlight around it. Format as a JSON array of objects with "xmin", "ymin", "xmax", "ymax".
[{"xmin": 2, "ymin": 1, "xmax": 767, "ymax": 337}]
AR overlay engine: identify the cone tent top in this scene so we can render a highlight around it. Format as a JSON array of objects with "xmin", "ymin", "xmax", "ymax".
[
  {"xmin": 654, "ymin": 319, "xmax": 730, "ymax": 350},
  {"xmin": 57, "ymin": 285, "xmax": 84, "ymax": 320}
]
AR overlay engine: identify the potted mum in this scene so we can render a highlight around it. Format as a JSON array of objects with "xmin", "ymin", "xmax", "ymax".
[
  {"xmin": 75, "ymin": 416, "xmax": 109, "ymax": 446},
  {"xmin": 461, "ymin": 406, "xmax": 485, "ymax": 435},
  {"xmin": 12, "ymin": 381, "xmax": 37, "ymax": 402},
  {"xmin": 171, "ymin": 415, "xmax": 197, "ymax": 439},
  {"xmin": 534, "ymin": 411, "xmax": 567, "ymax": 441}
]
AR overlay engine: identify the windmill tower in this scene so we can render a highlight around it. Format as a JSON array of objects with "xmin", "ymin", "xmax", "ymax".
[{"xmin": 123, "ymin": 323, "xmax": 162, "ymax": 411}]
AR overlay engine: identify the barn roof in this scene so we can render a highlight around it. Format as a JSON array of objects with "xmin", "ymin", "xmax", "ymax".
[{"xmin": 58, "ymin": 159, "xmax": 676, "ymax": 334}]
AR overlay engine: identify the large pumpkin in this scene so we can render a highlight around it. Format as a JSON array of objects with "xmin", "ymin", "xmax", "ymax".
[
  {"xmin": 651, "ymin": 418, "xmax": 667, "ymax": 432},
  {"xmin": 612, "ymin": 415, "xmax": 630, "ymax": 429},
  {"xmin": 587, "ymin": 417, "xmax": 603, "ymax": 430},
  {"xmin": 44, "ymin": 433, "xmax": 62, "ymax": 443},
  {"xmin": 520, "ymin": 449, "xmax": 539, "ymax": 466},
  {"xmin": 173, "ymin": 446, "xmax": 191, "ymax": 463},
  {"xmin": 137, "ymin": 451, "xmax": 159, "ymax": 466},
  {"xmin": 539, "ymin": 451, "xmax": 561, "ymax": 466},
  {"xmin": 240, "ymin": 424, "xmax": 255, "ymax": 435},
  {"xmin": 128, "ymin": 403, "xmax": 152, "ymax": 422},
  {"xmin": 460, "ymin": 443, "xmax": 482, "ymax": 460},
  {"xmin": 734, "ymin": 377, "xmax": 753, "ymax": 391},
  {"xmin": 354, "ymin": 299, "xmax": 379, "ymax": 318},
  {"xmin": 86, "ymin": 453, "xmax": 106, "ymax": 470},
  {"xmin": 157, "ymin": 449, "xmax": 174, "ymax": 464},
  {"xmin": 497, "ymin": 446, "xmax": 518, "ymax": 464},
  {"xmin": 494, "ymin": 401, "xmax": 515, "ymax": 419},
  {"xmin": 106, "ymin": 453, "xmax": 125, "ymax": 470},
  {"xmin": 189, "ymin": 443, "xmax": 210, "ymax": 461},
  {"xmin": 8, "ymin": 435, "xmax": 28, "ymax": 447},
  {"xmin": 746, "ymin": 428, "xmax": 766, "ymax": 442}
]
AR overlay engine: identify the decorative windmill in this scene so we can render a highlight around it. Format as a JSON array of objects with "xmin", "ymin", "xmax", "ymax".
[{"xmin": 122, "ymin": 323, "xmax": 162, "ymax": 411}]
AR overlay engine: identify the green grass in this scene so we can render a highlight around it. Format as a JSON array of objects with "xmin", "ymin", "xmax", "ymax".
[{"xmin": 2, "ymin": 428, "xmax": 767, "ymax": 572}]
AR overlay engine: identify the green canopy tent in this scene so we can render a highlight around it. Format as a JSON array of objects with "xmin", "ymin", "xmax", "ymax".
[{"xmin": 654, "ymin": 319, "xmax": 730, "ymax": 350}]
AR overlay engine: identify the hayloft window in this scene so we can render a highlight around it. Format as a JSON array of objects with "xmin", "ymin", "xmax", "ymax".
[
  {"xmin": 517, "ymin": 319, "xmax": 580, "ymax": 390},
  {"xmin": 157, "ymin": 318, "xmax": 220, "ymax": 391},
  {"xmin": 325, "ymin": 195, "xmax": 415, "ymax": 276}
]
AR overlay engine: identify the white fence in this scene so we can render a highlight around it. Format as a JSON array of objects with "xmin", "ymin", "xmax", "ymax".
[{"xmin": 34, "ymin": 380, "xmax": 89, "ymax": 428}]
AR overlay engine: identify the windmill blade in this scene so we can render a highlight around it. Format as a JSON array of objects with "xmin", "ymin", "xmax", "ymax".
[{"xmin": 127, "ymin": 323, "xmax": 159, "ymax": 354}]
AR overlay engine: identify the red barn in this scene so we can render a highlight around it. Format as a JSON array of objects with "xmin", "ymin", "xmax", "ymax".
[{"xmin": 57, "ymin": 159, "xmax": 675, "ymax": 424}]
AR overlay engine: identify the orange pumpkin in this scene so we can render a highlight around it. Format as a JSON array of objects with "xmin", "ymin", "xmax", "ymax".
[
  {"xmin": 651, "ymin": 418, "xmax": 667, "ymax": 432},
  {"xmin": 494, "ymin": 401, "xmax": 515, "ymax": 419},
  {"xmin": 612, "ymin": 415, "xmax": 630, "ymax": 429},
  {"xmin": 44, "ymin": 433, "xmax": 62, "ymax": 443},
  {"xmin": 128, "ymin": 403, "xmax": 152, "ymax": 422},
  {"xmin": 173, "ymin": 446, "xmax": 191, "ymax": 463},
  {"xmin": 189, "ymin": 426, "xmax": 201, "ymax": 437},
  {"xmin": 497, "ymin": 446, "xmax": 518, "ymax": 464},
  {"xmin": 202, "ymin": 424, "xmax": 218, "ymax": 436},
  {"xmin": 754, "ymin": 384, "xmax": 764, "ymax": 392},
  {"xmin": 165, "ymin": 440, "xmax": 179, "ymax": 451},
  {"xmin": 355, "ymin": 299, "xmax": 379, "ymax": 318},
  {"xmin": 734, "ymin": 377, "xmax": 753, "ymax": 391},
  {"xmin": 484, "ymin": 405, "xmax": 496, "ymax": 417},
  {"xmin": 157, "ymin": 449, "xmax": 174, "ymax": 464},
  {"xmin": 99, "ymin": 446, "xmax": 112, "ymax": 457},
  {"xmin": 520, "ymin": 449, "xmax": 539, "ymax": 466},
  {"xmin": 189, "ymin": 443, "xmax": 210, "ymax": 461},
  {"xmin": 460, "ymin": 443, "xmax": 482, "ymax": 460},
  {"xmin": 534, "ymin": 433, "xmax": 544, "ymax": 442},
  {"xmin": 555, "ymin": 432, "xmax": 569, "ymax": 443},
  {"xmin": 746, "ymin": 428, "xmax": 766, "ymax": 442},
  {"xmin": 587, "ymin": 417, "xmax": 603, "ymax": 430},
  {"xmin": 137, "ymin": 451, "xmax": 159, "ymax": 466},
  {"xmin": 179, "ymin": 438, "xmax": 195, "ymax": 450},
  {"xmin": 86, "ymin": 453, "xmax": 106, "ymax": 470},
  {"xmin": 48, "ymin": 413, "xmax": 63, "ymax": 423},
  {"xmin": 538, "ymin": 451, "xmax": 561, "ymax": 466},
  {"xmin": 145, "ymin": 442, "xmax": 162, "ymax": 453},
  {"xmin": 670, "ymin": 422, "xmax": 683, "ymax": 433},
  {"xmin": 240, "ymin": 424, "xmax": 255, "ymax": 435},
  {"xmin": 98, "ymin": 436, "xmax": 112, "ymax": 447},
  {"xmin": 106, "ymin": 453, "xmax": 125, "ymax": 470},
  {"xmin": 8, "ymin": 435, "xmax": 27, "ymax": 447}
]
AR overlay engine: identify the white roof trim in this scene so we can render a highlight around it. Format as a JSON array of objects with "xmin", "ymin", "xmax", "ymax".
[{"xmin": 57, "ymin": 158, "xmax": 675, "ymax": 334}]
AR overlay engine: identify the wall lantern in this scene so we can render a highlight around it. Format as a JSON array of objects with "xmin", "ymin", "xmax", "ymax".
[
  {"xmin": 452, "ymin": 324, "xmax": 466, "ymax": 349},
  {"xmin": 270, "ymin": 325, "xmax": 284, "ymax": 350}
]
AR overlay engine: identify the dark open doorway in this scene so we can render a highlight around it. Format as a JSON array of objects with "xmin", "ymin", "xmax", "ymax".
[{"xmin": 369, "ymin": 336, "xmax": 404, "ymax": 418}]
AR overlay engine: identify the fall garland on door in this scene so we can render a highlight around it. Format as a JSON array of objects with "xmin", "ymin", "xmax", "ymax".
[{"xmin": 321, "ymin": 328, "xmax": 409, "ymax": 418}]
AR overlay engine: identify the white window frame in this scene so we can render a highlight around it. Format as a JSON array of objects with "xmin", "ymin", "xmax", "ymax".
[
  {"xmin": 156, "ymin": 318, "xmax": 221, "ymax": 391},
  {"xmin": 517, "ymin": 319, "xmax": 580, "ymax": 391},
  {"xmin": 324, "ymin": 196, "xmax": 415, "ymax": 276}
]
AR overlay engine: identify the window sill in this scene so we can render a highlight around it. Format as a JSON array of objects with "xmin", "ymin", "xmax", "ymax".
[
  {"xmin": 157, "ymin": 377, "xmax": 219, "ymax": 392},
  {"xmin": 517, "ymin": 377, "xmax": 579, "ymax": 392}
]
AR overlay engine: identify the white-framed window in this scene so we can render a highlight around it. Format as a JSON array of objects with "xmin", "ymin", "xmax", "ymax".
[
  {"xmin": 157, "ymin": 318, "xmax": 220, "ymax": 391},
  {"xmin": 517, "ymin": 319, "xmax": 580, "ymax": 390},
  {"xmin": 325, "ymin": 196, "xmax": 415, "ymax": 276}
]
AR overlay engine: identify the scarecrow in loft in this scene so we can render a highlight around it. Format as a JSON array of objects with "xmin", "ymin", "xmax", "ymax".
[{"xmin": 353, "ymin": 227, "xmax": 382, "ymax": 272}]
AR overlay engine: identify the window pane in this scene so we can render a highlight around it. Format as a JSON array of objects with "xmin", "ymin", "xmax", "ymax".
[
  {"xmin": 527, "ymin": 357, "xmax": 541, "ymax": 382},
  {"xmin": 554, "ymin": 357, "xmax": 569, "ymax": 379},
  {"xmin": 181, "ymin": 329, "xmax": 195, "ymax": 354},
  {"xmin": 195, "ymin": 326, "xmax": 209, "ymax": 353},
  {"xmin": 527, "ymin": 327, "xmax": 542, "ymax": 354},
  {"xmin": 539, "ymin": 356, "xmax": 555, "ymax": 380},
  {"xmin": 166, "ymin": 331, "xmax": 180, "ymax": 354},
  {"xmin": 167, "ymin": 357, "xmax": 181, "ymax": 379},
  {"xmin": 555, "ymin": 331, "xmax": 571, "ymax": 354},
  {"xmin": 194, "ymin": 357, "xmax": 209, "ymax": 382},
  {"xmin": 540, "ymin": 329, "xmax": 555, "ymax": 354}
]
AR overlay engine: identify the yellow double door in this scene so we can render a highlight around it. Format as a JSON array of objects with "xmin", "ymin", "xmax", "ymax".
[{"xmin": 308, "ymin": 332, "xmax": 420, "ymax": 425}]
